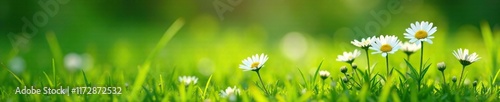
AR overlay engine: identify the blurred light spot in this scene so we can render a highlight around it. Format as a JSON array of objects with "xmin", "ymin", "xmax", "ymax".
[
  {"xmin": 65, "ymin": 53, "xmax": 83, "ymax": 71},
  {"xmin": 82, "ymin": 53, "xmax": 94, "ymax": 70},
  {"xmin": 197, "ymin": 58, "xmax": 214, "ymax": 76},
  {"xmin": 281, "ymin": 32, "xmax": 308, "ymax": 61},
  {"xmin": 464, "ymin": 79, "xmax": 471, "ymax": 85},
  {"xmin": 9, "ymin": 56, "xmax": 25, "ymax": 74}
]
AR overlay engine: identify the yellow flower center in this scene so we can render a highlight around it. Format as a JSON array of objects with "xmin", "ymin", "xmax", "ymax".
[
  {"xmin": 380, "ymin": 44, "xmax": 393, "ymax": 52},
  {"xmin": 251, "ymin": 62, "xmax": 260, "ymax": 68},
  {"xmin": 415, "ymin": 30, "xmax": 428, "ymax": 39}
]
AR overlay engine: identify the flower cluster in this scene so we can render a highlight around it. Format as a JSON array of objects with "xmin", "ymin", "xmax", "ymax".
[
  {"xmin": 175, "ymin": 21, "xmax": 482, "ymax": 98},
  {"xmin": 179, "ymin": 76, "xmax": 198, "ymax": 86}
]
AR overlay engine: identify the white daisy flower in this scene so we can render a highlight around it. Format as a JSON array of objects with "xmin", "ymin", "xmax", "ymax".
[
  {"xmin": 239, "ymin": 53, "xmax": 268, "ymax": 71},
  {"xmin": 336, "ymin": 49, "xmax": 361, "ymax": 64},
  {"xmin": 404, "ymin": 21, "xmax": 437, "ymax": 45},
  {"xmin": 369, "ymin": 35, "xmax": 401, "ymax": 57},
  {"xmin": 452, "ymin": 48, "xmax": 480, "ymax": 66},
  {"xmin": 319, "ymin": 70, "xmax": 331, "ymax": 80},
  {"xmin": 220, "ymin": 86, "xmax": 240, "ymax": 98},
  {"xmin": 400, "ymin": 42, "xmax": 421, "ymax": 55},
  {"xmin": 179, "ymin": 76, "xmax": 198, "ymax": 85},
  {"xmin": 351, "ymin": 36, "xmax": 376, "ymax": 49},
  {"xmin": 437, "ymin": 62, "xmax": 446, "ymax": 71}
]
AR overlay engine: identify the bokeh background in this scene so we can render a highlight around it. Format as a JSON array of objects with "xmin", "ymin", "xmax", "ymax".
[{"xmin": 1, "ymin": 0, "xmax": 500, "ymax": 92}]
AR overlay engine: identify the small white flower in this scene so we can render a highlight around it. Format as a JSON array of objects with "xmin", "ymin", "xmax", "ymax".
[
  {"xmin": 452, "ymin": 48, "xmax": 480, "ymax": 66},
  {"xmin": 239, "ymin": 53, "xmax": 268, "ymax": 71},
  {"xmin": 404, "ymin": 21, "xmax": 437, "ymax": 45},
  {"xmin": 220, "ymin": 86, "xmax": 240, "ymax": 98},
  {"xmin": 437, "ymin": 62, "xmax": 446, "ymax": 71},
  {"xmin": 400, "ymin": 42, "xmax": 421, "ymax": 55},
  {"xmin": 351, "ymin": 36, "xmax": 376, "ymax": 49},
  {"xmin": 369, "ymin": 35, "xmax": 401, "ymax": 57},
  {"xmin": 336, "ymin": 49, "xmax": 361, "ymax": 64},
  {"xmin": 319, "ymin": 70, "xmax": 330, "ymax": 80},
  {"xmin": 179, "ymin": 76, "xmax": 198, "ymax": 85}
]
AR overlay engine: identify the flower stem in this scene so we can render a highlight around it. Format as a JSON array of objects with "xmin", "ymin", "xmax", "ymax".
[
  {"xmin": 441, "ymin": 71, "xmax": 446, "ymax": 86},
  {"xmin": 256, "ymin": 70, "xmax": 269, "ymax": 95},
  {"xmin": 406, "ymin": 54, "xmax": 411, "ymax": 77},
  {"xmin": 365, "ymin": 48, "xmax": 370, "ymax": 69},
  {"xmin": 418, "ymin": 41, "xmax": 424, "ymax": 91},
  {"xmin": 351, "ymin": 63, "xmax": 361, "ymax": 84},
  {"xmin": 322, "ymin": 79, "xmax": 326, "ymax": 91},
  {"xmin": 458, "ymin": 65, "xmax": 466, "ymax": 86},
  {"xmin": 364, "ymin": 48, "xmax": 371, "ymax": 82},
  {"xmin": 386, "ymin": 54, "xmax": 390, "ymax": 79}
]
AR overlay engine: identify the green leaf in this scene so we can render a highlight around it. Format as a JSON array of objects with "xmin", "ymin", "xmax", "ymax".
[
  {"xmin": 43, "ymin": 72, "xmax": 54, "ymax": 87},
  {"xmin": 312, "ymin": 60, "xmax": 324, "ymax": 86},
  {"xmin": 404, "ymin": 59, "xmax": 419, "ymax": 81},
  {"xmin": 298, "ymin": 68, "xmax": 308, "ymax": 88},
  {"xmin": 394, "ymin": 69, "xmax": 407, "ymax": 80},
  {"xmin": 202, "ymin": 74, "xmax": 213, "ymax": 99},
  {"xmin": 82, "ymin": 69, "xmax": 90, "ymax": 87}
]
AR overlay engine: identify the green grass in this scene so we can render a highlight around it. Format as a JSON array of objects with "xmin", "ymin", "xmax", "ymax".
[{"xmin": 1, "ymin": 19, "xmax": 500, "ymax": 101}]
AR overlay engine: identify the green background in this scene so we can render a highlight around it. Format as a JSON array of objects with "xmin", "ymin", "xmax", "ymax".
[{"xmin": 0, "ymin": 0, "xmax": 499, "ymax": 101}]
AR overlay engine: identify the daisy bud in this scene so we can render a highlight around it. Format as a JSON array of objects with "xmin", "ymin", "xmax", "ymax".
[
  {"xmin": 351, "ymin": 63, "xmax": 358, "ymax": 70},
  {"xmin": 340, "ymin": 66, "xmax": 348, "ymax": 73},
  {"xmin": 472, "ymin": 81, "xmax": 478, "ymax": 87},
  {"xmin": 342, "ymin": 77, "xmax": 349, "ymax": 83},
  {"xmin": 452, "ymin": 76, "xmax": 457, "ymax": 83},
  {"xmin": 319, "ymin": 70, "xmax": 330, "ymax": 80},
  {"xmin": 345, "ymin": 73, "xmax": 350, "ymax": 77},
  {"xmin": 437, "ymin": 62, "xmax": 446, "ymax": 72}
]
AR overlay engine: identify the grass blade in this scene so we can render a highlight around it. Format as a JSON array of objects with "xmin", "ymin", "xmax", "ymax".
[
  {"xmin": 202, "ymin": 74, "xmax": 213, "ymax": 99},
  {"xmin": 128, "ymin": 18, "xmax": 184, "ymax": 101},
  {"xmin": 297, "ymin": 68, "xmax": 308, "ymax": 88},
  {"xmin": 82, "ymin": 69, "xmax": 90, "ymax": 86},
  {"xmin": 43, "ymin": 72, "xmax": 54, "ymax": 87},
  {"xmin": 1, "ymin": 63, "xmax": 25, "ymax": 86},
  {"xmin": 311, "ymin": 60, "xmax": 324, "ymax": 86}
]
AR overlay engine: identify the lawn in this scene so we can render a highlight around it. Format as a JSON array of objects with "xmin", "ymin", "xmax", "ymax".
[{"xmin": 1, "ymin": 0, "xmax": 500, "ymax": 101}]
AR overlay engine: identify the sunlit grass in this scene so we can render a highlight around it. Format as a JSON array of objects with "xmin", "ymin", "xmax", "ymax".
[{"xmin": 1, "ymin": 19, "xmax": 499, "ymax": 101}]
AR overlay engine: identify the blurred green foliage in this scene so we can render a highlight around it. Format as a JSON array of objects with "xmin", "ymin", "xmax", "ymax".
[{"xmin": 0, "ymin": 0, "xmax": 499, "ymax": 101}]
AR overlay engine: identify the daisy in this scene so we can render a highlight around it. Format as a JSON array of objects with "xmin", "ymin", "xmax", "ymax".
[
  {"xmin": 319, "ymin": 70, "xmax": 331, "ymax": 80},
  {"xmin": 179, "ymin": 76, "xmax": 198, "ymax": 86},
  {"xmin": 400, "ymin": 42, "xmax": 421, "ymax": 55},
  {"xmin": 404, "ymin": 21, "xmax": 437, "ymax": 90},
  {"xmin": 437, "ymin": 62, "xmax": 447, "ymax": 85},
  {"xmin": 352, "ymin": 36, "xmax": 376, "ymax": 73},
  {"xmin": 239, "ymin": 53, "xmax": 269, "ymax": 95},
  {"xmin": 220, "ymin": 86, "xmax": 240, "ymax": 100},
  {"xmin": 239, "ymin": 53, "xmax": 268, "ymax": 71},
  {"xmin": 370, "ymin": 35, "xmax": 401, "ymax": 78},
  {"xmin": 452, "ymin": 48, "xmax": 480, "ymax": 86},
  {"xmin": 336, "ymin": 49, "xmax": 361, "ymax": 64},
  {"xmin": 437, "ymin": 62, "xmax": 446, "ymax": 71},
  {"xmin": 351, "ymin": 36, "xmax": 375, "ymax": 49},
  {"xmin": 369, "ymin": 35, "xmax": 401, "ymax": 57},
  {"xmin": 452, "ymin": 48, "xmax": 480, "ymax": 66},
  {"xmin": 403, "ymin": 21, "xmax": 437, "ymax": 45},
  {"xmin": 319, "ymin": 70, "xmax": 331, "ymax": 90}
]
